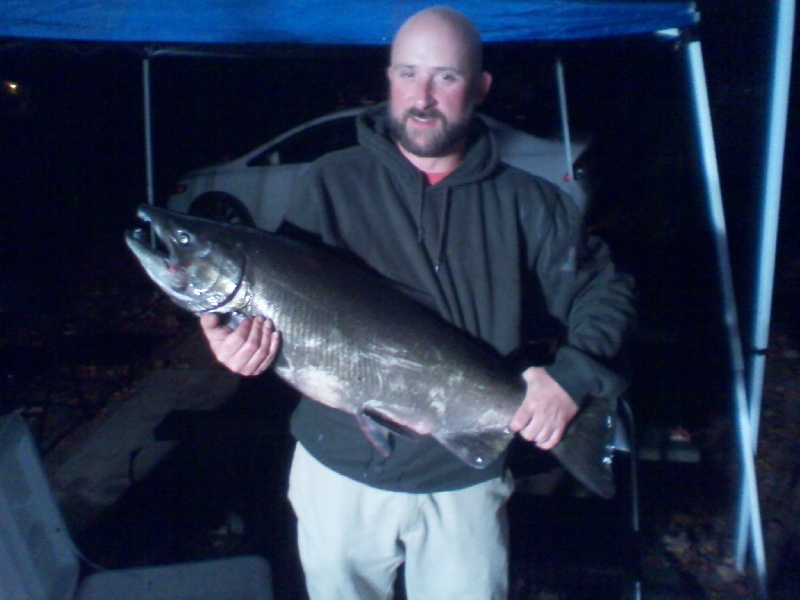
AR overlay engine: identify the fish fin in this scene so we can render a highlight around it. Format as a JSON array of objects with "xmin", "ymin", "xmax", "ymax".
[
  {"xmin": 356, "ymin": 413, "xmax": 393, "ymax": 457},
  {"xmin": 361, "ymin": 407, "xmax": 422, "ymax": 440},
  {"xmin": 437, "ymin": 428, "xmax": 514, "ymax": 470},
  {"xmin": 550, "ymin": 397, "xmax": 616, "ymax": 499}
]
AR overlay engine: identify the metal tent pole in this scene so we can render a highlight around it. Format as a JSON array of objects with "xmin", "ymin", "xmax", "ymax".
[
  {"xmin": 746, "ymin": 0, "xmax": 795, "ymax": 458},
  {"xmin": 736, "ymin": 0, "xmax": 795, "ymax": 574},
  {"xmin": 555, "ymin": 56, "xmax": 575, "ymax": 183},
  {"xmin": 143, "ymin": 49, "xmax": 155, "ymax": 207},
  {"xmin": 685, "ymin": 37, "xmax": 768, "ymax": 598}
]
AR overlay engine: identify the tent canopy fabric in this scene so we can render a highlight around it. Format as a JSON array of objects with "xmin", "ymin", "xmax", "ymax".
[{"xmin": 2, "ymin": 1, "xmax": 698, "ymax": 44}]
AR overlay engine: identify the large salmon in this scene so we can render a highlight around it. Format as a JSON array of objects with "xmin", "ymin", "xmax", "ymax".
[{"xmin": 126, "ymin": 205, "xmax": 618, "ymax": 497}]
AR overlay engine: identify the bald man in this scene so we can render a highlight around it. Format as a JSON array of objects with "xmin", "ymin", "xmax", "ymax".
[{"xmin": 201, "ymin": 6, "xmax": 635, "ymax": 599}]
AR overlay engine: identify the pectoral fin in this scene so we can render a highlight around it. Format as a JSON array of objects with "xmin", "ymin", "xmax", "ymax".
[{"xmin": 356, "ymin": 413, "xmax": 394, "ymax": 457}]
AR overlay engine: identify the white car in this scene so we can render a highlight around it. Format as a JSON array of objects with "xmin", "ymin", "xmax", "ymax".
[{"xmin": 167, "ymin": 107, "xmax": 589, "ymax": 231}]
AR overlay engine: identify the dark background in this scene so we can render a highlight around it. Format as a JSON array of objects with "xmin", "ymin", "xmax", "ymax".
[{"xmin": 2, "ymin": 1, "xmax": 796, "ymax": 432}]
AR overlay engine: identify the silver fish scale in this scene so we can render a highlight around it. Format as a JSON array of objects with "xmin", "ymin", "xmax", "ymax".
[{"xmin": 254, "ymin": 265, "xmax": 527, "ymax": 458}]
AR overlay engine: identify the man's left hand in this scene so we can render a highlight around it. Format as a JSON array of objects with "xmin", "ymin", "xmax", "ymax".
[{"xmin": 509, "ymin": 366, "xmax": 578, "ymax": 450}]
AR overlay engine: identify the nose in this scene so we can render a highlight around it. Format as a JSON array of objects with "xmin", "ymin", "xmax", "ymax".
[{"xmin": 412, "ymin": 76, "xmax": 436, "ymax": 109}]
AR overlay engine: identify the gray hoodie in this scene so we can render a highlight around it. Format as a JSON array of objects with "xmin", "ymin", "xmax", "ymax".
[{"xmin": 283, "ymin": 103, "xmax": 636, "ymax": 492}]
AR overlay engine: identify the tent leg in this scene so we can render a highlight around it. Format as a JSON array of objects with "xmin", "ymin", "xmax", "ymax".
[
  {"xmin": 554, "ymin": 56, "xmax": 575, "ymax": 183},
  {"xmin": 684, "ymin": 38, "xmax": 768, "ymax": 598},
  {"xmin": 737, "ymin": 0, "xmax": 796, "ymax": 580},
  {"xmin": 143, "ymin": 51, "xmax": 155, "ymax": 207},
  {"xmin": 745, "ymin": 0, "xmax": 796, "ymax": 455}
]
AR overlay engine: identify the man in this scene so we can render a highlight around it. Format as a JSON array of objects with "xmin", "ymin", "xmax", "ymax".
[{"xmin": 201, "ymin": 6, "xmax": 635, "ymax": 599}]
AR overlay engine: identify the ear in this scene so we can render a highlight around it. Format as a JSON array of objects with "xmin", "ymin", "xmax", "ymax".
[{"xmin": 473, "ymin": 71, "xmax": 492, "ymax": 105}]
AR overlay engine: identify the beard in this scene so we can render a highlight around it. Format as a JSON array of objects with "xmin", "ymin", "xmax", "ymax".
[{"xmin": 389, "ymin": 106, "xmax": 473, "ymax": 158}]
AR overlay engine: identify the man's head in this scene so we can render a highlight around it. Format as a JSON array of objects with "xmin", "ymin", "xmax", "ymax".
[{"xmin": 386, "ymin": 6, "xmax": 492, "ymax": 162}]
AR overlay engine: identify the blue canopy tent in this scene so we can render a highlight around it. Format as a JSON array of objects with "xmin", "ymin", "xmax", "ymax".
[
  {"xmin": 3, "ymin": 0, "xmax": 697, "ymax": 42},
  {"xmin": 1, "ymin": 1, "xmax": 793, "ymax": 595}
]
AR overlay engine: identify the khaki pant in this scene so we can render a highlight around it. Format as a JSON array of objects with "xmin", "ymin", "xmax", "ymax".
[{"xmin": 288, "ymin": 443, "xmax": 514, "ymax": 600}]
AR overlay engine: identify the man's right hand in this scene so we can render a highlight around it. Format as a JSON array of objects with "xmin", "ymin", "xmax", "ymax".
[{"xmin": 199, "ymin": 313, "xmax": 281, "ymax": 376}]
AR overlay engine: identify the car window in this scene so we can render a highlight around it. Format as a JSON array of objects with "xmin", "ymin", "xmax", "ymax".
[{"xmin": 248, "ymin": 116, "xmax": 358, "ymax": 166}]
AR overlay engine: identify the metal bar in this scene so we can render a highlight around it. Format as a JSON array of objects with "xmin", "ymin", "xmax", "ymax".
[
  {"xmin": 142, "ymin": 50, "xmax": 155, "ymax": 207},
  {"xmin": 737, "ymin": 0, "xmax": 795, "ymax": 576},
  {"xmin": 685, "ymin": 38, "xmax": 768, "ymax": 597},
  {"xmin": 555, "ymin": 56, "xmax": 575, "ymax": 183},
  {"xmin": 746, "ymin": 0, "xmax": 795, "ymax": 453}
]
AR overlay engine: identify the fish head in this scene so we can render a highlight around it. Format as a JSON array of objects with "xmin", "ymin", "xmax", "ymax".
[{"xmin": 125, "ymin": 205, "xmax": 246, "ymax": 315}]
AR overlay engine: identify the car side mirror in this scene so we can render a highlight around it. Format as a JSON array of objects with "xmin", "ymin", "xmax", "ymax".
[{"xmin": 268, "ymin": 151, "xmax": 281, "ymax": 166}]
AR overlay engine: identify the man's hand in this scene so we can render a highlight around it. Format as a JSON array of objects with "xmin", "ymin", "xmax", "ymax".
[
  {"xmin": 509, "ymin": 366, "xmax": 578, "ymax": 450},
  {"xmin": 199, "ymin": 314, "xmax": 281, "ymax": 376}
]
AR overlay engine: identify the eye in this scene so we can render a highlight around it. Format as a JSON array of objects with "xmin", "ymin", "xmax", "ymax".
[{"xmin": 176, "ymin": 230, "xmax": 192, "ymax": 245}]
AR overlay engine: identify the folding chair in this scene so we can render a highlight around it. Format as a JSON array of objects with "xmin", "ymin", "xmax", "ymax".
[{"xmin": 0, "ymin": 413, "xmax": 274, "ymax": 600}]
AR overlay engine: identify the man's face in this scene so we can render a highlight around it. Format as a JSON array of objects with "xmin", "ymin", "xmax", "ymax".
[{"xmin": 386, "ymin": 19, "xmax": 489, "ymax": 159}]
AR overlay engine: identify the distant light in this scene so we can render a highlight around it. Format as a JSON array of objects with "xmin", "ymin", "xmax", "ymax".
[{"xmin": 3, "ymin": 80, "xmax": 20, "ymax": 95}]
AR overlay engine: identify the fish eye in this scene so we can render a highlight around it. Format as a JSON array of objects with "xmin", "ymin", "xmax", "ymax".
[{"xmin": 176, "ymin": 230, "xmax": 192, "ymax": 245}]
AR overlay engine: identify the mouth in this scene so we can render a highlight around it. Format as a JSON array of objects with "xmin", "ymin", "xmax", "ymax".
[
  {"xmin": 406, "ymin": 109, "xmax": 443, "ymax": 127},
  {"xmin": 126, "ymin": 209, "xmax": 185, "ymax": 276},
  {"xmin": 127, "ymin": 223, "xmax": 152, "ymax": 246},
  {"xmin": 127, "ymin": 209, "xmax": 173, "ymax": 258}
]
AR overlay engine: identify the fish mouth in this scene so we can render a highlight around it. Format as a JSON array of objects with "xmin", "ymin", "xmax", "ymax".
[
  {"xmin": 125, "ymin": 209, "xmax": 190, "ymax": 291},
  {"xmin": 128, "ymin": 205, "xmax": 175, "ymax": 251},
  {"xmin": 126, "ymin": 206, "xmax": 166, "ymax": 252}
]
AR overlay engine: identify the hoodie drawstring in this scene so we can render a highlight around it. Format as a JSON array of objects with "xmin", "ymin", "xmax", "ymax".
[
  {"xmin": 434, "ymin": 189, "xmax": 451, "ymax": 273},
  {"xmin": 416, "ymin": 183, "xmax": 425, "ymax": 244},
  {"xmin": 417, "ymin": 175, "xmax": 452, "ymax": 273}
]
